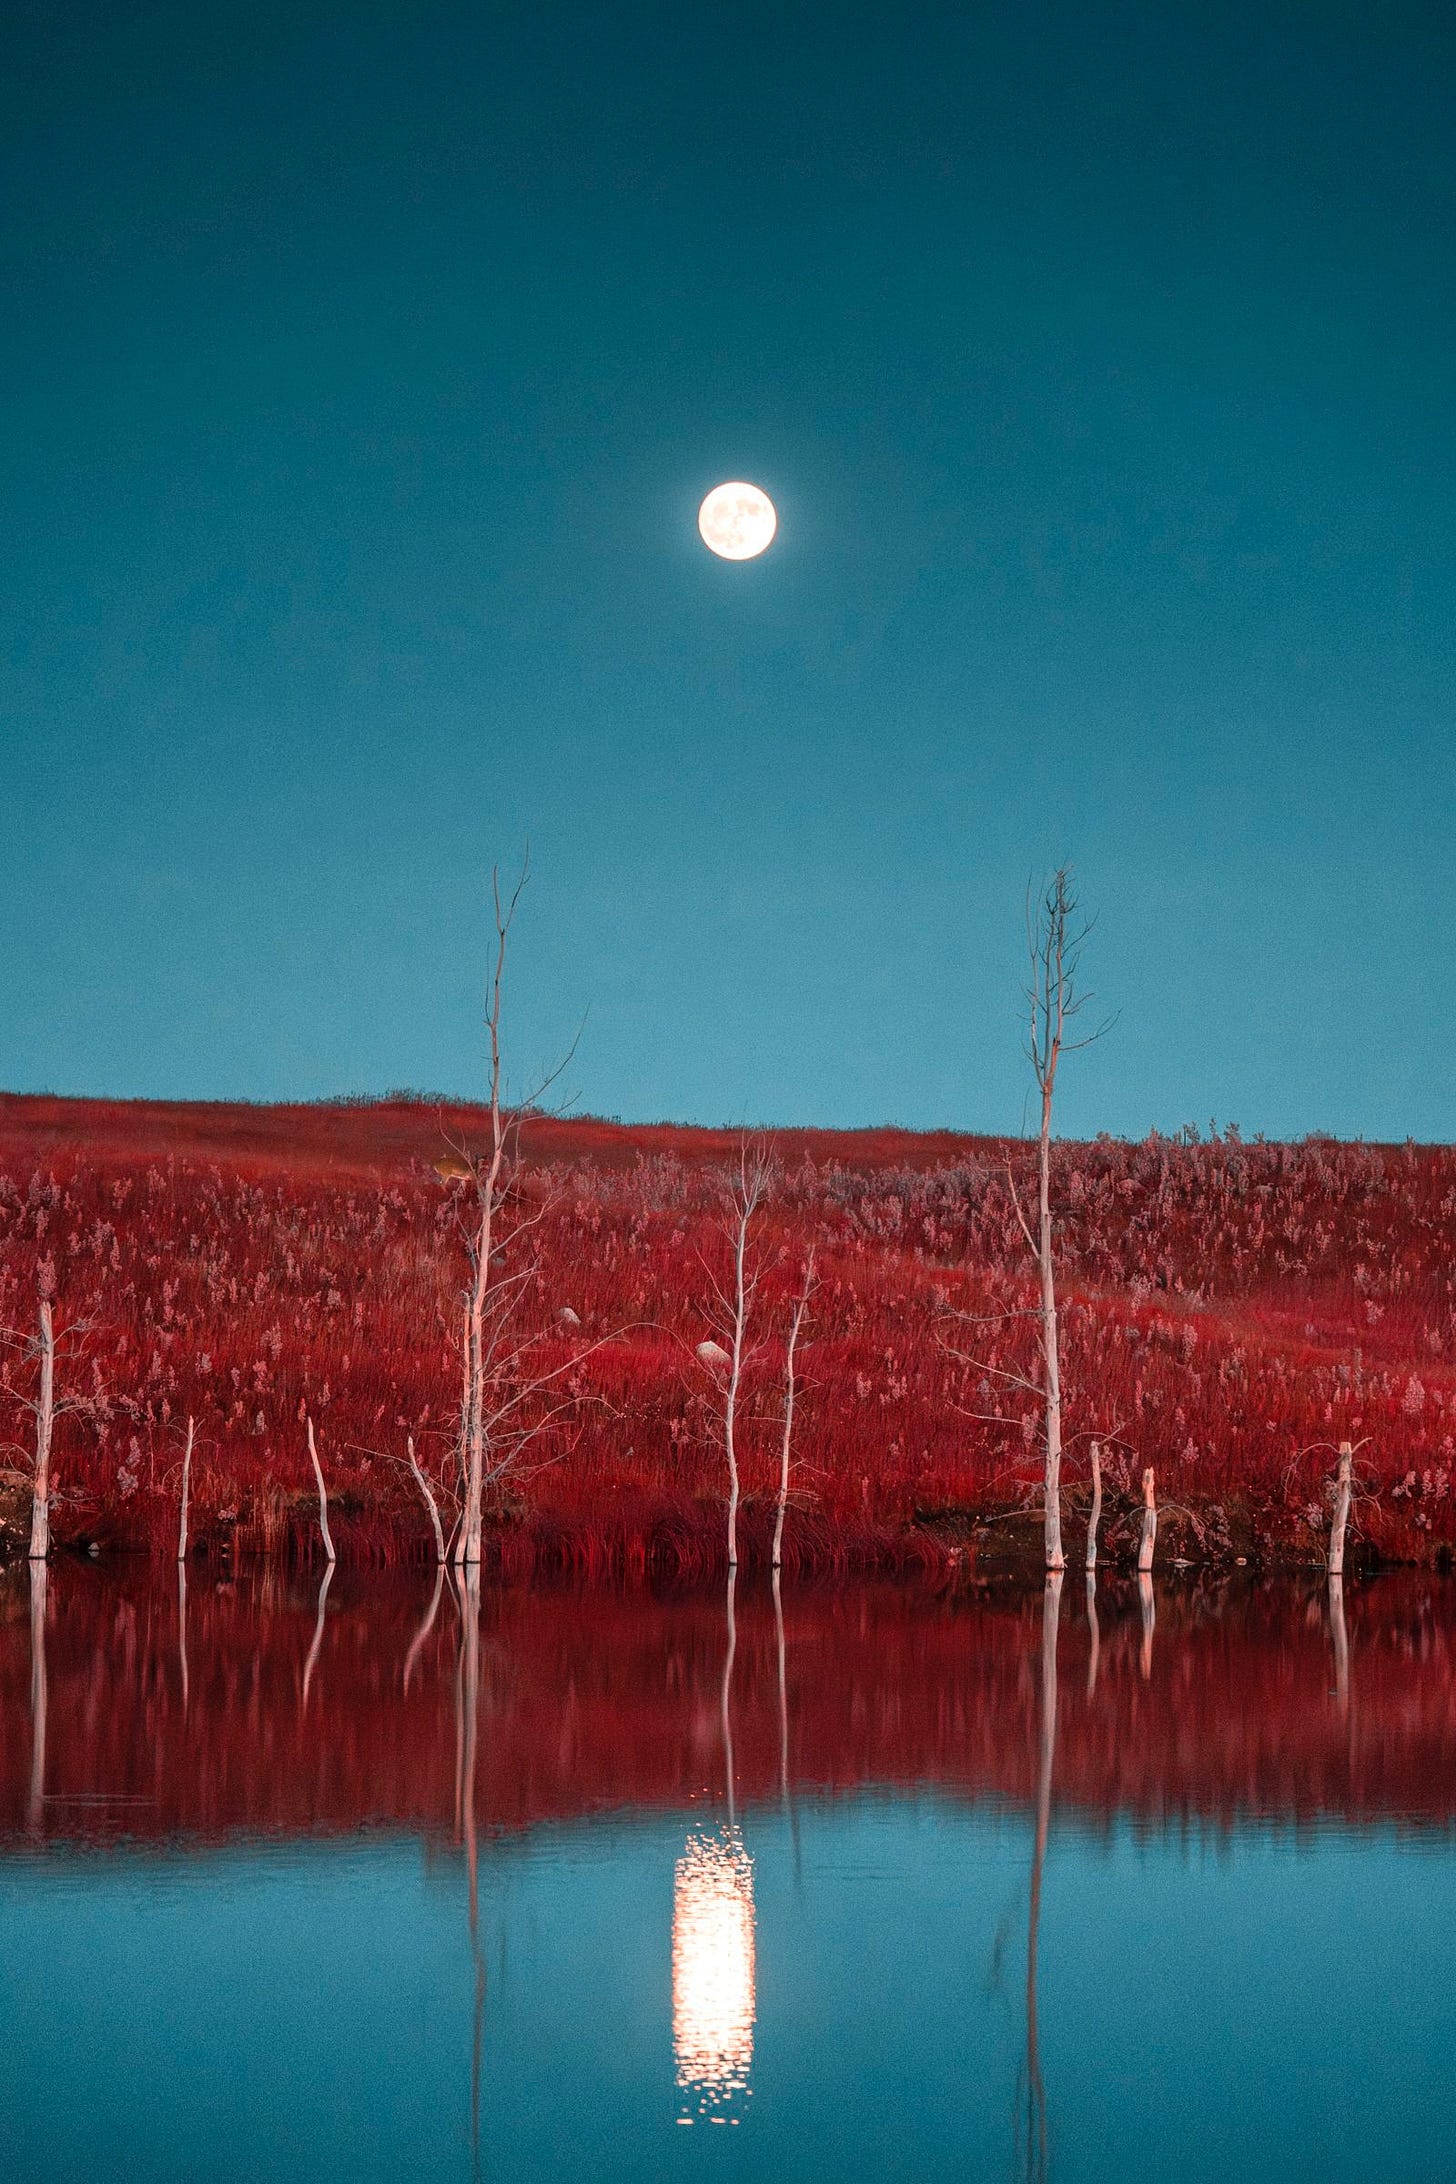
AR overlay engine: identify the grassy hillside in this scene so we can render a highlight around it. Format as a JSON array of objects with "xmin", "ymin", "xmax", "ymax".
[{"xmin": 1, "ymin": 1095, "xmax": 1453, "ymax": 1570}]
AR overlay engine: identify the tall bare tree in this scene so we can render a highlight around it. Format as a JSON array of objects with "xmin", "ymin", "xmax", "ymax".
[
  {"xmin": 941, "ymin": 871, "xmax": 1108, "ymax": 1572},
  {"xmin": 771, "ymin": 1247, "xmax": 816, "ymax": 1572},
  {"xmin": 1, "ymin": 1284, "xmax": 97, "ymax": 1563},
  {"xmin": 697, "ymin": 1140, "xmax": 774, "ymax": 1568},
  {"xmin": 456, "ymin": 864, "xmax": 521, "ymax": 1568},
  {"xmin": 1012, "ymin": 869, "xmax": 1110, "ymax": 1572},
  {"xmin": 424, "ymin": 861, "xmax": 613, "ymax": 1568}
]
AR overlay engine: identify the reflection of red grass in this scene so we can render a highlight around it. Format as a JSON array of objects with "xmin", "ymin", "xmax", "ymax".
[
  {"xmin": 1, "ymin": 1094, "xmax": 1454, "ymax": 1565},
  {"xmin": 2, "ymin": 1567, "xmax": 1453, "ymax": 1844}
]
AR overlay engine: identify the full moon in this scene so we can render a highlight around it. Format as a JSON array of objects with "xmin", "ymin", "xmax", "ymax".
[{"xmin": 698, "ymin": 481, "xmax": 777, "ymax": 560}]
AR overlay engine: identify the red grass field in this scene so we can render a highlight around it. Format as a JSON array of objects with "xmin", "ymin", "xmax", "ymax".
[{"xmin": 1, "ymin": 1093, "xmax": 1454, "ymax": 1570}]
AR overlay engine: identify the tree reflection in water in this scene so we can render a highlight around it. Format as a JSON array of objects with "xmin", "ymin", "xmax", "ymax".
[
  {"xmin": 674, "ymin": 1565, "xmax": 756, "ymax": 2126},
  {"xmin": 1020, "ymin": 1570, "xmax": 1061, "ymax": 2184},
  {"xmin": 27, "ymin": 1560, "xmax": 46, "ymax": 1836}
]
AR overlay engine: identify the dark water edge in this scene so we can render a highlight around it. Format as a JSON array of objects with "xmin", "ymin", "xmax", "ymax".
[{"xmin": 2, "ymin": 1565, "xmax": 1455, "ymax": 2183}]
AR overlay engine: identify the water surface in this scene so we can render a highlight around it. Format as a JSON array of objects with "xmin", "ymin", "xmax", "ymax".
[{"xmin": 1, "ymin": 1564, "xmax": 1453, "ymax": 2182}]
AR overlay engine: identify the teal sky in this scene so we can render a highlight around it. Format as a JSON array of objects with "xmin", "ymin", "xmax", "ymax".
[{"xmin": 3, "ymin": 1, "xmax": 1453, "ymax": 1138}]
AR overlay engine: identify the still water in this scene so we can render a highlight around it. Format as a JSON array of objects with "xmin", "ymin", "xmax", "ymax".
[{"xmin": 2, "ymin": 1564, "xmax": 1454, "ymax": 2183}]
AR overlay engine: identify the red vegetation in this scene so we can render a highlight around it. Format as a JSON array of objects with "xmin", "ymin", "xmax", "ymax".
[
  {"xmin": 3, "ymin": 1565, "xmax": 1453, "ymax": 1844},
  {"xmin": 1, "ymin": 1093, "xmax": 1454, "ymax": 1567}
]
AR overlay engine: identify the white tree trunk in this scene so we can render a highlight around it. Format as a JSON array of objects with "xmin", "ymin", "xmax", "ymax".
[
  {"xmin": 1137, "ymin": 1466, "xmax": 1157, "ymax": 1574},
  {"xmin": 407, "ymin": 1434, "xmax": 447, "ymax": 1563},
  {"xmin": 28, "ymin": 1297, "xmax": 55, "ymax": 1562},
  {"xmin": 725, "ymin": 1216, "xmax": 748, "ymax": 1570},
  {"xmin": 306, "ymin": 1414, "xmax": 336, "ymax": 1565},
  {"xmin": 1328, "ymin": 1442, "xmax": 1352, "ymax": 1577},
  {"xmin": 1038, "ymin": 1091, "xmax": 1065, "ymax": 1572},
  {"xmin": 1084, "ymin": 1440, "xmax": 1102, "ymax": 1571},
  {"xmin": 177, "ymin": 1415, "xmax": 194, "ymax": 1562},
  {"xmin": 772, "ymin": 1270, "xmax": 811, "ymax": 1570}
]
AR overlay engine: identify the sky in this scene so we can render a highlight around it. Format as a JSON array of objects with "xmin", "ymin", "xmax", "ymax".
[{"xmin": 2, "ymin": 0, "xmax": 1453, "ymax": 1140}]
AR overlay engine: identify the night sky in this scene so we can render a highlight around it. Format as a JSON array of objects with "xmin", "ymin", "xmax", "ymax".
[{"xmin": 4, "ymin": 1, "xmax": 1453, "ymax": 1138}]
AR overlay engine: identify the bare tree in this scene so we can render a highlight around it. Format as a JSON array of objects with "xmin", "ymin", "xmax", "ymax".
[
  {"xmin": 940, "ymin": 871, "xmax": 1109, "ymax": 1572},
  {"xmin": 28, "ymin": 1297, "xmax": 54, "ymax": 1562},
  {"xmin": 771, "ymin": 1247, "xmax": 816, "ymax": 1571},
  {"xmin": 177, "ymin": 1415, "xmax": 195, "ymax": 1563},
  {"xmin": 454, "ymin": 866, "xmax": 522, "ymax": 1568},
  {"xmin": 1, "ymin": 1286, "xmax": 97, "ymax": 1563},
  {"xmin": 1328, "ymin": 1441, "xmax": 1353, "ymax": 1576},
  {"xmin": 425, "ymin": 861, "xmax": 613, "ymax": 1568},
  {"xmin": 698, "ymin": 1140, "xmax": 774, "ymax": 1568},
  {"xmin": 1083, "ymin": 1439, "xmax": 1102, "ymax": 1571},
  {"xmin": 306, "ymin": 1413, "xmax": 337, "ymax": 1565},
  {"xmin": 1012, "ymin": 869, "xmax": 1110, "ymax": 1572},
  {"xmin": 406, "ymin": 1433, "xmax": 447, "ymax": 1564}
]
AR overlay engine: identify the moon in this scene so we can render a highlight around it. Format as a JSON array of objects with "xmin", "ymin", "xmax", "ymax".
[{"xmin": 698, "ymin": 481, "xmax": 777, "ymax": 561}]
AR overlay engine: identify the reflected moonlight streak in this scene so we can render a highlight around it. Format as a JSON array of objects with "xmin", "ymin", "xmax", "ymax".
[{"xmin": 672, "ymin": 1828, "xmax": 756, "ymax": 2123}]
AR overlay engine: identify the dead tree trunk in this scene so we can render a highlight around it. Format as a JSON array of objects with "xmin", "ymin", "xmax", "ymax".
[
  {"xmin": 1019, "ymin": 870, "xmax": 1109, "ymax": 1575},
  {"xmin": 771, "ymin": 1250, "xmax": 814, "ymax": 1571},
  {"xmin": 714, "ymin": 1144, "xmax": 769, "ymax": 1571},
  {"xmin": 1084, "ymin": 1440, "xmax": 1102, "ymax": 1572},
  {"xmin": 177, "ymin": 1415, "xmax": 194, "ymax": 1562},
  {"xmin": 456, "ymin": 869, "xmax": 524, "ymax": 1570},
  {"xmin": 407, "ymin": 1433, "xmax": 447, "ymax": 1564},
  {"xmin": 28, "ymin": 1297, "xmax": 55, "ymax": 1563},
  {"xmin": 1036, "ymin": 1074, "xmax": 1065, "ymax": 1573},
  {"xmin": 1328, "ymin": 1441, "xmax": 1353, "ymax": 1577},
  {"xmin": 306, "ymin": 1414, "xmax": 336, "ymax": 1566},
  {"xmin": 1137, "ymin": 1466, "xmax": 1157, "ymax": 1575}
]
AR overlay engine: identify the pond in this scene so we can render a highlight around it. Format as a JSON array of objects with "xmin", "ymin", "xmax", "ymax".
[{"xmin": 1, "ymin": 1563, "xmax": 1454, "ymax": 2182}]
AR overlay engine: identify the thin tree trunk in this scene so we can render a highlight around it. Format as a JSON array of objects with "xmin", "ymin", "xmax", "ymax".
[
  {"xmin": 1038, "ymin": 1089, "xmax": 1065, "ymax": 1572},
  {"xmin": 28, "ymin": 1297, "xmax": 55, "ymax": 1562},
  {"xmin": 407, "ymin": 1434, "xmax": 447, "ymax": 1562},
  {"xmin": 1137, "ymin": 1466, "xmax": 1157, "ymax": 1574},
  {"xmin": 177, "ymin": 1415, "xmax": 194, "ymax": 1562},
  {"xmin": 1328, "ymin": 1441, "xmax": 1353, "ymax": 1577},
  {"xmin": 1084, "ymin": 1440, "xmax": 1102, "ymax": 1571},
  {"xmin": 772, "ymin": 1265, "xmax": 812, "ymax": 1571},
  {"xmin": 306, "ymin": 1414, "xmax": 336, "ymax": 1566},
  {"xmin": 725, "ymin": 1216, "xmax": 748, "ymax": 1570}
]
